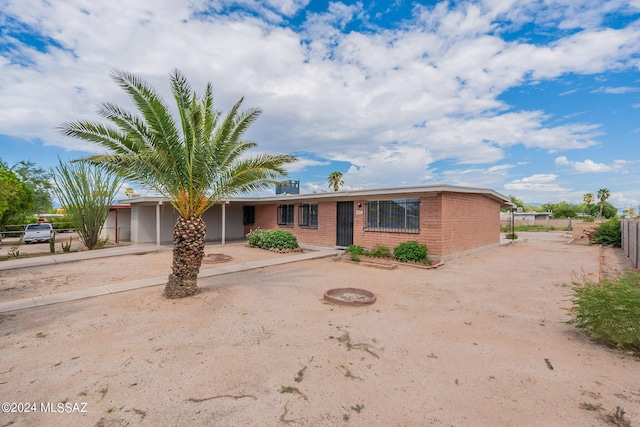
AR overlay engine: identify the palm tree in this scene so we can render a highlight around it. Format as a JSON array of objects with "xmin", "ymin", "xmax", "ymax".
[
  {"xmin": 60, "ymin": 69, "xmax": 296, "ymax": 298},
  {"xmin": 583, "ymin": 193, "xmax": 594, "ymax": 205},
  {"xmin": 597, "ymin": 188, "xmax": 610, "ymax": 219},
  {"xmin": 327, "ymin": 171, "xmax": 344, "ymax": 192}
]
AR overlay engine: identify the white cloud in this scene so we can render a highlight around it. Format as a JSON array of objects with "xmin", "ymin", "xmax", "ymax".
[
  {"xmin": 286, "ymin": 157, "xmax": 330, "ymax": 172},
  {"xmin": 591, "ymin": 86, "xmax": 640, "ymax": 94},
  {"xmin": 0, "ymin": 0, "xmax": 639, "ymax": 195},
  {"xmin": 555, "ymin": 156, "xmax": 627, "ymax": 172},
  {"xmin": 504, "ymin": 174, "xmax": 568, "ymax": 192}
]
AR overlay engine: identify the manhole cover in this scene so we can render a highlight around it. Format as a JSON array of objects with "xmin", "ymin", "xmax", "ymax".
[{"xmin": 324, "ymin": 288, "xmax": 376, "ymax": 306}]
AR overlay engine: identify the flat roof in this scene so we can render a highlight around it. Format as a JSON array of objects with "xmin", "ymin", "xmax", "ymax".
[{"xmin": 123, "ymin": 184, "xmax": 514, "ymax": 208}]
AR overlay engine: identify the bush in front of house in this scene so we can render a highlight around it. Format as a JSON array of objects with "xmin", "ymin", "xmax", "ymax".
[
  {"xmin": 394, "ymin": 240, "xmax": 430, "ymax": 263},
  {"xmin": 247, "ymin": 228, "xmax": 299, "ymax": 250},
  {"xmin": 246, "ymin": 229, "xmax": 265, "ymax": 248},
  {"xmin": 569, "ymin": 271, "xmax": 640, "ymax": 353},
  {"xmin": 262, "ymin": 229, "xmax": 299, "ymax": 250},
  {"xmin": 589, "ymin": 217, "xmax": 621, "ymax": 247},
  {"xmin": 345, "ymin": 245, "xmax": 365, "ymax": 255},
  {"xmin": 368, "ymin": 244, "xmax": 391, "ymax": 258}
]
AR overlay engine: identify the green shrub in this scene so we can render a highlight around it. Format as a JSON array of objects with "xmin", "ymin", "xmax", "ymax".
[
  {"xmin": 368, "ymin": 244, "xmax": 391, "ymax": 258},
  {"xmin": 569, "ymin": 271, "xmax": 640, "ymax": 352},
  {"xmin": 247, "ymin": 229, "xmax": 298, "ymax": 250},
  {"xmin": 349, "ymin": 252, "xmax": 361, "ymax": 262},
  {"xmin": 345, "ymin": 245, "xmax": 365, "ymax": 255},
  {"xmin": 505, "ymin": 232, "xmax": 518, "ymax": 240},
  {"xmin": 394, "ymin": 241, "xmax": 429, "ymax": 263},
  {"xmin": 589, "ymin": 217, "xmax": 621, "ymax": 247},
  {"xmin": 246, "ymin": 229, "xmax": 265, "ymax": 248}
]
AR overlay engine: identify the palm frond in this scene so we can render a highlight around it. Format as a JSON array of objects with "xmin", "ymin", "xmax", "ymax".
[{"xmin": 60, "ymin": 69, "xmax": 297, "ymax": 219}]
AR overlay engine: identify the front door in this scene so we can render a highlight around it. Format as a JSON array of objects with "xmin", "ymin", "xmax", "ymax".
[{"xmin": 336, "ymin": 201, "xmax": 354, "ymax": 246}]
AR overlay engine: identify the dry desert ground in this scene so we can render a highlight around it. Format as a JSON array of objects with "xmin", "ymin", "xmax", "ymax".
[{"xmin": 0, "ymin": 232, "xmax": 638, "ymax": 426}]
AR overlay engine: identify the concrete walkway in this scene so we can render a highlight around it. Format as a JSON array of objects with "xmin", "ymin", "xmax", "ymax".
[
  {"xmin": 0, "ymin": 244, "xmax": 341, "ymax": 314},
  {"xmin": 0, "ymin": 243, "xmax": 163, "ymax": 271}
]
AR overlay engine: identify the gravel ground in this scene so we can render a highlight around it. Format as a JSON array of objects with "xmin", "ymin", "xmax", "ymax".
[{"xmin": 0, "ymin": 232, "xmax": 638, "ymax": 426}]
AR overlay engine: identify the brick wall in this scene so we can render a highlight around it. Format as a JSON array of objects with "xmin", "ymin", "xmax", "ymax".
[
  {"xmin": 439, "ymin": 192, "xmax": 501, "ymax": 256},
  {"xmin": 245, "ymin": 192, "xmax": 502, "ymax": 259},
  {"xmin": 353, "ymin": 195, "xmax": 443, "ymax": 255},
  {"xmin": 244, "ymin": 201, "xmax": 337, "ymax": 246}
]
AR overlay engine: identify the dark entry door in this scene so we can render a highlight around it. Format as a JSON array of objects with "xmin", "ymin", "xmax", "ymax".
[{"xmin": 336, "ymin": 201, "xmax": 354, "ymax": 246}]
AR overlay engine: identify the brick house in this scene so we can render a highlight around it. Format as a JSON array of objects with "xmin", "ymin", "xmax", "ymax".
[{"xmin": 123, "ymin": 184, "xmax": 512, "ymax": 260}]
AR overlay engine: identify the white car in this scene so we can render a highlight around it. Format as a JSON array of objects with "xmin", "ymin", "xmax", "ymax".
[{"xmin": 24, "ymin": 223, "xmax": 54, "ymax": 244}]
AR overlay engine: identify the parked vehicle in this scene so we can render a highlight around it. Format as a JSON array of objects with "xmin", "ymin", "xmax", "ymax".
[{"xmin": 23, "ymin": 223, "xmax": 54, "ymax": 244}]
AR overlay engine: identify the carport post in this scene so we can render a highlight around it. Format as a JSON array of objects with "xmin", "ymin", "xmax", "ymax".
[
  {"xmin": 156, "ymin": 201, "xmax": 161, "ymax": 250},
  {"xmin": 221, "ymin": 201, "xmax": 227, "ymax": 246}
]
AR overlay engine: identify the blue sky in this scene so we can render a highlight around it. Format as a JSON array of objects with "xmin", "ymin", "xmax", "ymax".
[{"xmin": 1, "ymin": 0, "xmax": 639, "ymax": 209}]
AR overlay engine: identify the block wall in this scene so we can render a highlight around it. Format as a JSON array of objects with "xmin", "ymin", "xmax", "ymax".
[
  {"xmin": 246, "ymin": 193, "xmax": 501, "ymax": 259},
  {"xmin": 245, "ymin": 201, "xmax": 337, "ymax": 246},
  {"xmin": 352, "ymin": 196, "xmax": 444, "ymax": 256},
  {"xmin": 439, "ymin": 192, "xmax": 501, "ymax": 256}
]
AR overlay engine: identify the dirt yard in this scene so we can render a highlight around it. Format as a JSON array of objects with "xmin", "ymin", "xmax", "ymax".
[{"xmin": 0, "ymin": 232, "xmax": 638, "ymax": 426}]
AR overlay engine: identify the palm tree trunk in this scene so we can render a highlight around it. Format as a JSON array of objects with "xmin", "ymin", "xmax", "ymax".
[{"xmin": 165, "ymin": 215, "xmax": 206, "ymax": 298}]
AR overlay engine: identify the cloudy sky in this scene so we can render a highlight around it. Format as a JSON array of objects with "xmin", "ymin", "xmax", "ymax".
[{"xmin": 1, "ymin": 0, "xmax": 639, "ymax": 208}]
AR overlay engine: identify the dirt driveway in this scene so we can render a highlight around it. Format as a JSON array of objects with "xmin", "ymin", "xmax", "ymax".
[{"xmin": 0, "ymin": 232, "xmax": 638, "ymax": 426}]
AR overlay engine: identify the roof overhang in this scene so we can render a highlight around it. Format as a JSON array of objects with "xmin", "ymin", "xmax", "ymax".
[{"xmin": 122, "ymin": 184, "xmax": 514, "ymax": 209}]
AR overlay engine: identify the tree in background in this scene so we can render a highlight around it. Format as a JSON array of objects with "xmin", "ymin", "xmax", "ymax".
[
  {"xmin": 539, "ymin": 201, "xmax": 578, "ymax": 218},
  {"xmin": 597, "ymin": 188, "xmax": 611, "ymax": 219},
  {"xmin": 59, "ymin": 69, "xmax": 296, "ymax": 298},
  {"xmin": 328, "ymin": 171, "xmax": 344, "ymax": 192},
  {"xmin": 0, "ymin": 161, "xmax": 34, "ymax": 231},
  {"xmin": 583, "ymin": 193, "xmax": 594, "ymax": 206},
  {"xmin": 508, "ymin": 195, "xmax": 524, "ymax": 210},
  {"xmin": 11, "ymin": 160, "xmax": 53, "ymax": 214},
  {"xmin": 50, "ymin": 159, "xmax": 121, "ymax": 250},
  {"xmin": 623, "ymin": 207, "xmax": 637, "ymax": 218}
]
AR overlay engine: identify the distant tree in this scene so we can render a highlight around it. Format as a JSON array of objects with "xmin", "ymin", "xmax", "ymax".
[
  {"xmin": 11, "ymin": 160, "xmax": 53, "ymax": 214},
  {"xmin": 623, "ymin": 207, "xmax": 637, "ymax": 218},
  {"xmin": 552, "ymin": 206, "xmax": 578, "ymax": 219},
  {"xmin": 0, "ymin": 163, "xmax": 34, "ymax": 230},
  {"xmin": 508, "ymin": 195, "xmax": 524, "ymax": 210},
  {"xmin": 583, "ymin": 201, "xmax": 616, "ymax": 219},
  {"xmin": 583, "ymin": 193, "xmax": 594, "ymax": 205},
  {"xmin": 328, "ymin": 171, "xmax": 344, "ymax": 192},
  {"xmin": 597, "ymin": 188, "xmax": 611, "ymax": 219},
  {"xmin": 50, "ymin": 159, "xmax": 121, "ymax": 250},
  {"xmin": 601, "ymin": 202, "xmax": 617, "ymax": 219},
  {"xmin": 548, "ymin": 202, "xmax": 578, "ymax": 219}
]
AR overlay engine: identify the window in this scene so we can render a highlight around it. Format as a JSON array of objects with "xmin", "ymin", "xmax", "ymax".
[
  {"xmin": 365, "ymin": 199, "xmax": 420, "ymax": 232},
  {"xmin": 299, "ymin": 203, "xmax": 318, "ymax": 227},
  {"xmin": 243, "ymin": 206, "xmax": 255, "ymax": 225},
  {"xmin": 277, "ymin": 204, "xmax": 294, "ymax": 226}
]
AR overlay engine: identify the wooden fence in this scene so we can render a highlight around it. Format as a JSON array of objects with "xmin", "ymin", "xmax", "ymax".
[{"xmin": 621, "ymin": 220, "xmax": 640, "ymax": 269}]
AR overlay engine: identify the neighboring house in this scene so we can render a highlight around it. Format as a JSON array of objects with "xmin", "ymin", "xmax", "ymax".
[
  {"xmin": 500, "ymin": 211, "xmax": 553, "ymax": 222},
  {"xmin": 122, "ymin": 184, "xmax": 512, "ymax": 260}
]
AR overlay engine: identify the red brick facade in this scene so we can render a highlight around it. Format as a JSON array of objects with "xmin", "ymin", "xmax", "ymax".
[{"xmin": 244, "ymin": 191, "xmax": 503, "ymax": 259}]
